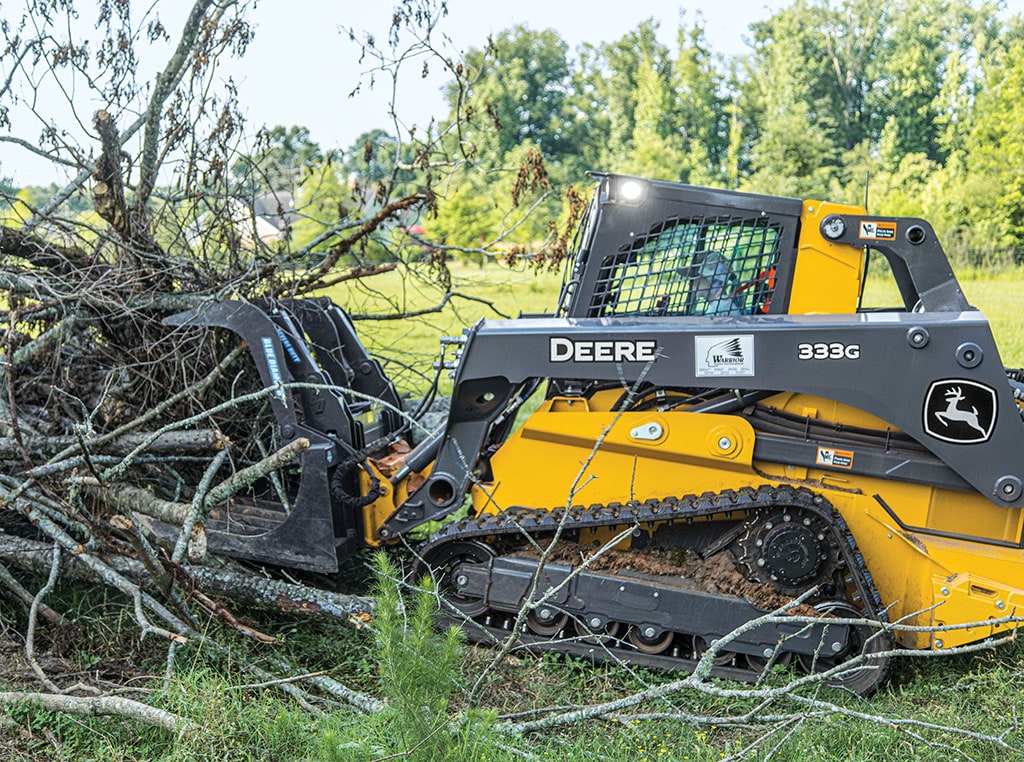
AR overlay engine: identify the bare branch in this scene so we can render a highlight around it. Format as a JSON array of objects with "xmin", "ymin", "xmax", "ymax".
[
  {"xmin": 136, "ymin": 0, "xmax": 223, "ymax": 204},
  {"xmin": 0, "ymin": 691, "xmax": 197, "ymax": 733},
  {"xmin": 203, "ymin": 437, "xmax": 309, "ymax": 505}
]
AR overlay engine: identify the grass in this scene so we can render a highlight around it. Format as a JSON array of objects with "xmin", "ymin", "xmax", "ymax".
[
  {"xmin": 958, "ymin": 266, "xmax": 1024, "ymax": 363},
  {"xmin": 4, "ymin": 573, "xmax": 1024, "ymax": 760},
  {"xmin": 861, "ymin": 262, "xmax": 1024, "ymax": 363}
]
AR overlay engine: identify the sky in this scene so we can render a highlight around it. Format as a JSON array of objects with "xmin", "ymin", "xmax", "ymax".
[{"xmin": 1, "ymin": 0, "xmax": 781, "ymax": 185}]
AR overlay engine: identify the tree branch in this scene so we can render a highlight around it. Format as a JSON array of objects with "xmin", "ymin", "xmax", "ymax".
[
  {"xmin": 136, "ymin": 0, "xmax": 221, "ymax": 204},
  {"xmin": 0, "ymin": 691, "xmax": 196, "ymax": 733},
  {"xmin": 0, "ymin": 225, "xmax": 90, "ymax": 274},
  {"xmin": 288, "ymin": 193, "xmax": 427, "ymax": 293},
  {"xmin": 203, "ymin": 437, "xmax": 309, "ymax": 506}
]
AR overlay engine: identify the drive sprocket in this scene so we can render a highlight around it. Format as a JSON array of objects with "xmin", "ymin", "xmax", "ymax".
[{"xmin": 734, "ymin": 507, "xmax": 843, "ymax": 598}]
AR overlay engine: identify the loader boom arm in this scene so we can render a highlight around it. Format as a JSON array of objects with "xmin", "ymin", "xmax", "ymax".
[{"xmin": 380, "ymin": 309, "xmax": 1024, "ymax": 538}]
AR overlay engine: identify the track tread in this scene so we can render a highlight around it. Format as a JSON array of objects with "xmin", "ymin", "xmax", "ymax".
[{"xmin": 419, "ymin": 484, "xmax": 892, "ymax": 693}]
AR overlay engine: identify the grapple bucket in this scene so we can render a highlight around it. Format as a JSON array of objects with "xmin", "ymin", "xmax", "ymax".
[{"xmin": 164, "ymin": 298, "xmax": 403, "ymax": 572}]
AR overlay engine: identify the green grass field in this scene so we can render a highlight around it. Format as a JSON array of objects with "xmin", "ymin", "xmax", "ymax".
[
  {"xmin": 861, "ymin": 262, "xmax": 1024, "ymax": 360},
  {"xmin": 958, "ymin": 267, "xmax": 1024, "ymax": 362}
]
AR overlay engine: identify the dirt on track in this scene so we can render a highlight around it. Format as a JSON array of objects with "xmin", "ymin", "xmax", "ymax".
[{"xmin": 533, "ymin": 542, "xmax": 818, "ymax": 615}]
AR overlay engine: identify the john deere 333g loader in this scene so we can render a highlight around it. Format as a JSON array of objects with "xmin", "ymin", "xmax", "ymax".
[{"xmin": 167, "ymin": 173, "xmax": 1024, "ymax": 695}]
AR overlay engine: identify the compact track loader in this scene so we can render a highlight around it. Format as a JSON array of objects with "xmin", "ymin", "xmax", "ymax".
[{"xmin": 167, "ymin": 174, "xmax": 1024, "ymax": 695}]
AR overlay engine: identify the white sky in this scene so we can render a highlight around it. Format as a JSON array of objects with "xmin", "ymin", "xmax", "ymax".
[{"xmin": 2, "ymin": 0, "xmax": 781, "ymax": 185}]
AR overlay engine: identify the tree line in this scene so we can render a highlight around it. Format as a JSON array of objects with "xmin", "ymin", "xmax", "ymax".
[
  {"xmin": 242, "ymin": 0, "xmax": 1022, "ymax": 266},
  {"xmin": 3, "ymin": 0, "xmax": 1022, "ymax": 268},
  {"xmin": 451, "ymin": 0, "xmax": 1024, "ymax": 263}
]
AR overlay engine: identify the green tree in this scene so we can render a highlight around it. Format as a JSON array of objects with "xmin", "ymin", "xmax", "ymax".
[
  {"xmin": 0, "ymin": 167, "xmax": 14, "ymax": 196},
  {"xmin": 817, "ymin": 0, "xmax": 888, "ymax": 151},
  {"xmin": 447, "ymin": 26, "xmax": 586, "ymax": 173},
  {"xmin": 337, "ymin": 129, "xmax": 402, "ymax": 185},
  {"xmin": 670, "ymin": 19, "xmax": 729, "ymax": 184},
  {"xmin": 429, "ymin": 142, "xmax": 561, "ymax": 255},
  {"xmin": 851, "ymin": 122, "xmax": 939, "ymax": 218},
  {"xmin": 735, "ymin": 0, "xmax": 976, "ymax": 199},
  {"xmin": 288, "ymin": 160, "xmax": 363, "ymax": 254},
  {"xmin": 623, "ymin": 53, "xmax": 686, "ymax": 179},
  {"xmin": 915, "ymin": 2, "xmax": 1016, "ymax": 260},
  {"xmin": 234, "ymin": 124, "xmax": 326, "ymax": 192},
  {"xmin": 874, "ymin": 0, "xmax": 946, "ymax": 160},
  {"xmin": 426, "ymin": 166, "xmax": 496, "ymax": 252},
  {"xmin": 582, "ymin": 20, "xmax": 670, "ymax": 171},
  {"xmin": 957, "ymin": 37, "xmax": 1024, "ymax": 260},
  {"xmin": 746, "ymin": 105, "xmax": 840, "ymax": 197},
  {"xmin": 739, "ymin": 1, "xmax": 844, "ymax": 196},
  {"xmin": 0, "ymin": 189, "xmax": 33, "ymax": 227}
]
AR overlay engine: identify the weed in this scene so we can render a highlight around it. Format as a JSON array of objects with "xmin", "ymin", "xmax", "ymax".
[{"xmin": 316, "ymin": 552, "xmax": 500, "ymax": 761}]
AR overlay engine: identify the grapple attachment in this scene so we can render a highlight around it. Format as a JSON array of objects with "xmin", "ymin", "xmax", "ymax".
[{"xmin": 164, "ymin": 297, "xmax": 403, "ymax": 572}]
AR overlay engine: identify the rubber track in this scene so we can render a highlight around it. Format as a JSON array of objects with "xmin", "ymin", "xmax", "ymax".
[{"xmin": 419, "ymin": 484, "xmax": 891, "ymax": 683}]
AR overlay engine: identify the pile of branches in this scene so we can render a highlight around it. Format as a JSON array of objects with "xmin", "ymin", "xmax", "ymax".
[
  {"xmin": 0, "ymin": 0, "xmax": 456, "ymax": 730},
  {"xmin": 0, "ymin": 0, "xmax": 593, "ymax": 738},
  {"xmin": 0, "ymin": 106, "xmax": 410, "ymax": 714}
]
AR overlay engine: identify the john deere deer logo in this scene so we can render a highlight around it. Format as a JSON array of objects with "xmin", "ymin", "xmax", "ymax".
[
  {"xmin": 934, "ymin": 386, "xmax": 987, "ymax": 436},
  {"xmin": 923, "ymin": 379, "xmax": 997, "ymax": 444}
]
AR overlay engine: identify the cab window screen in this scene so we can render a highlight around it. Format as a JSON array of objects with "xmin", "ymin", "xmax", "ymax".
[{"xmin": 589, "ymin": 216, "xmax": 782, "ymax": 317}]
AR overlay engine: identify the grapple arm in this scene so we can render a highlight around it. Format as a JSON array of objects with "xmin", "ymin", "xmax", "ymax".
[{"xmin": 164, "ymin": 298, "xmax": 404, "ymax": 572}]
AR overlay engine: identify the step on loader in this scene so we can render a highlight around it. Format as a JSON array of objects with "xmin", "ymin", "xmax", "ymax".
[{"xmin": 166, "ymin": 173, "xmax": 1024, "ymax": 695}]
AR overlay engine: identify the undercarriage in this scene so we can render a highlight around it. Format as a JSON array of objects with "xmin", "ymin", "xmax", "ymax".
[{"xmin": 417, "ymin": 485, "xmax": 892, "ymax": 695}]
